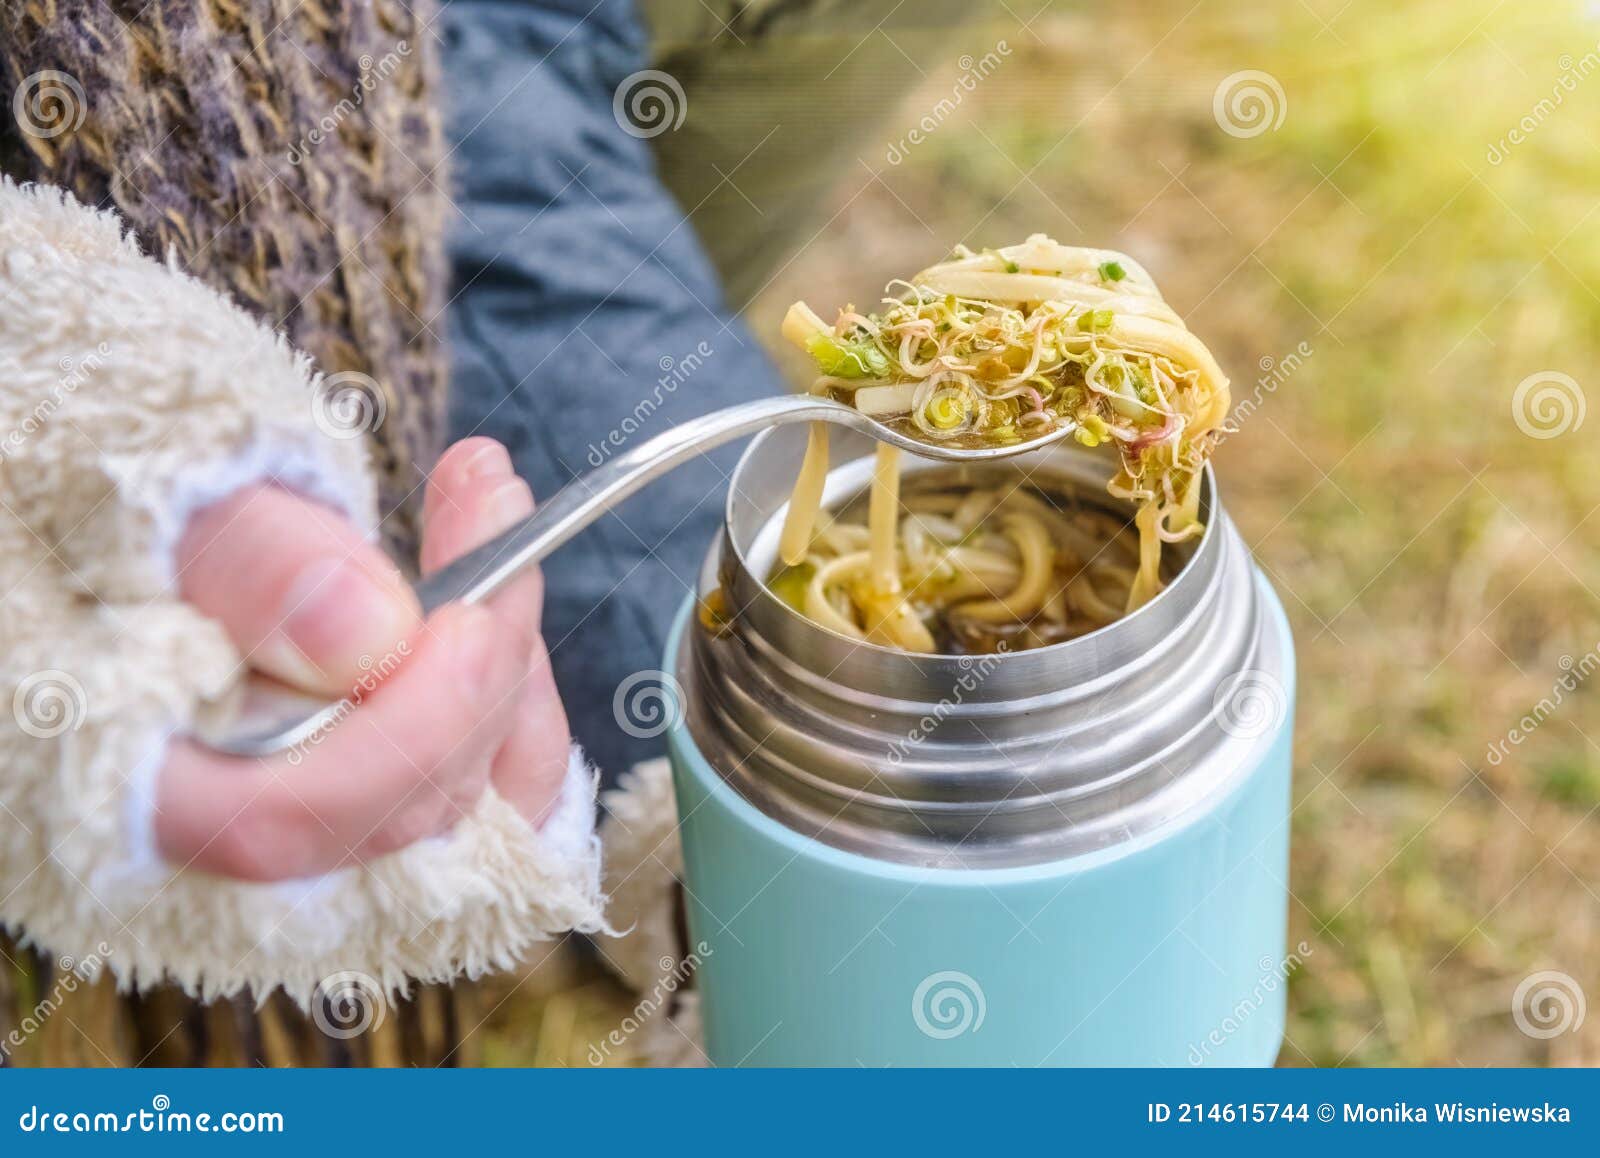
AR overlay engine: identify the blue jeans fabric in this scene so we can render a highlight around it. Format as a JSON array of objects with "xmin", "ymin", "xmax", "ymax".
[{"xmin": 439, "ymin": 0, "xmax": 784, "ymax": 782}]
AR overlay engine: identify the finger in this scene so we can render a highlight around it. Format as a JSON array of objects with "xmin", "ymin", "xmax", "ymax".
[
  {"xmin": 422, "ymin": 437, "xmax": 511, "ymax": 534},
  {"xmin": 156, "ymin": 601, "xmax": 524, "ymax": 881},
  {"xmin": 424, "ymin": 438, "xmax": 567, "ymax": 823},
  {"xmin": 489, "ymin": 637, "xmax": 574, "ymax": 824},
  {"xmin": 422, "ymin": 436, "xmax": 541, "ymax": 643},
  {"xmin": 178, "ymin": 485, "xmax": 421, "ymax": 697}
]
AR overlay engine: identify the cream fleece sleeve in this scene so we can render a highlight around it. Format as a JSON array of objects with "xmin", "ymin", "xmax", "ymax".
[{"xmin": 0, "ymin": 180, "xmax": 607, "ymax": 1004}]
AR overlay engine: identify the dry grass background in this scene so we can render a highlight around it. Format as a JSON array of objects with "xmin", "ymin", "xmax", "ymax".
[
  {"xmin": 491, "ymin": 0, "xmax": 1600, "ymax": 1066},
  {"xmin": 759, "ymin": 0, "xmax": 1600, "ymax": 1067}
]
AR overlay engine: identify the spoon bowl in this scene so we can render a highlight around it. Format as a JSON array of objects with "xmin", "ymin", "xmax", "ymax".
[{"xmin": 828, "ymin": 397, "xmax": 1078, "ymax": 462}]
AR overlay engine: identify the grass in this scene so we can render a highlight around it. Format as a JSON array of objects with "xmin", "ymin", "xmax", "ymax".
[
  {"xmin": 493, "ymin": 0, "xmax": 1600, "ymax": 1066},
  {"xmin": 755, "ymin": 0, "xmax": 1600, "ymax": 1067}
]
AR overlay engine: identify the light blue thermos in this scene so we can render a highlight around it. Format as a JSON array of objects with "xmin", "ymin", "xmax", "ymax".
[{"xmin": 664, "ymin": 425, "xmax": 1295, "ymax": 1066}]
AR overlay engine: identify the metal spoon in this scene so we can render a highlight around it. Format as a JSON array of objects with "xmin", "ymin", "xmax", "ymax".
[{"xmin": 192, "ymin": 393, "xmax": 1075, "ymax": 756}]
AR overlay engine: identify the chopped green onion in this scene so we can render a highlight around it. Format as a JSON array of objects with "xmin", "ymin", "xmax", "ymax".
[
  {"xmin": 804, "ymin": 333, "xmax": 890, "ymax": 378},
  {"xmin": 1098, "ymin": 260, "xmax": 1126, "ymax": 282},
  {"xmin": 1004, "ymin": 261, "xmax": 1020, "ymax": 273},
  {"xmin": 927, "ymin": 391, "xmax": 970, "ymax": 430},
  {"xmin": 1077, "ymin": 308, "xmax": 1115, "ymax": 332}
]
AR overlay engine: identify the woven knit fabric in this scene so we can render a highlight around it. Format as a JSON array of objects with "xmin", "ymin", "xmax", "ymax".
[{"xmin": 0, "ymin": 0, "xmax": 449, "ymax": 560}]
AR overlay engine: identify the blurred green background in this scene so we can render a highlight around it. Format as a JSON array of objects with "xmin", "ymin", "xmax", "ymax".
[{"xmin": 498, "ymin": 0, "xmax": 1600, "ymax": 1066}]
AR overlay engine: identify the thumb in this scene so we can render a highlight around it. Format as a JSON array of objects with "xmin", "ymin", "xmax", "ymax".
[{"xmin": 177, "ymin": 484, "xmax": 421, "ymax": 696}]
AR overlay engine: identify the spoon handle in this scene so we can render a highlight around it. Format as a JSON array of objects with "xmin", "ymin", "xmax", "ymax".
[
  {"xmin": 416, "ymin": 394, "xmax": 843, "ymax": 614},
  {"xmin": 195, "ymin": 394, "xmax": 853, "ymax": 757}
]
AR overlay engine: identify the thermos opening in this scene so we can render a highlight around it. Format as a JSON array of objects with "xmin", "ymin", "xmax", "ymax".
[
  {"xmin": 678, "ymin": 422, "xmax": 1287, "ymax": 868},
  {"xmin": 728, "ymin": 422, "xmax": 1216, "ymax": 668}
]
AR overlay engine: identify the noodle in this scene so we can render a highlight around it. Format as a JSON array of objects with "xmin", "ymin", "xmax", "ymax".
[
  {"xmin": 769, "ymin": 475, "xmax": 1156, "ymax": 654},
  {"xmin": 867, "ymin": 443, "xmax": 901, "ymax": 591},
  {"xmin": 779, "ymin": 423, "xmax": 829, "ymax": 566},
  {"xmin": 949, "ymin": 512, "xmax": 1057, "ymax": 624},
  {"xmin": 773, "ymin": 234, "xmax": 1228, "ymax": 652}
]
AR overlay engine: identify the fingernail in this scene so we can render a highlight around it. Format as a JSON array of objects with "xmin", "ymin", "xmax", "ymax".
[
  {"xmin": 461, "ymin": 442, "xmax": 511, "ymax": 481},
  {"xmin": 485, "ymin": 479, "xmax": 533, "ymax": 528},
  {"xmin": 270, "ymin": 557, "xmax": 418, "ymax": 687}
]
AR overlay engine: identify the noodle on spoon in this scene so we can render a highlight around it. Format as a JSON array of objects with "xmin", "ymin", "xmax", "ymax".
[{"xmin": 773, "ymin": 234, "xmax": 1230, "ymax": 653}]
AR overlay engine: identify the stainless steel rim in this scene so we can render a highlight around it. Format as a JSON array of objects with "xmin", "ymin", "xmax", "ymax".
[{"xmin": 680, "ymin": 424, "xmax": 1290, "ymax": 868}]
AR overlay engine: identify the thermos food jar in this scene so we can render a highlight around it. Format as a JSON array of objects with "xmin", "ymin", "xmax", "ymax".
[{"xmin": 664, "ymin": 424, "xmax": 1295, "ymax": 1066}]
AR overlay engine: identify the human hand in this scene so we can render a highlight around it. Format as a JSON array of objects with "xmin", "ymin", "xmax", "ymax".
[{"xmin": 154, "ymin": 438, "xmax": 571, "ymax": 880}]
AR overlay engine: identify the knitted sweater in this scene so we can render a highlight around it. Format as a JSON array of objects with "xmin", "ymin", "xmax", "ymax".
[{"xmin": 0, "ymin": 0, "xmax": 448, "ymax": 559}]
